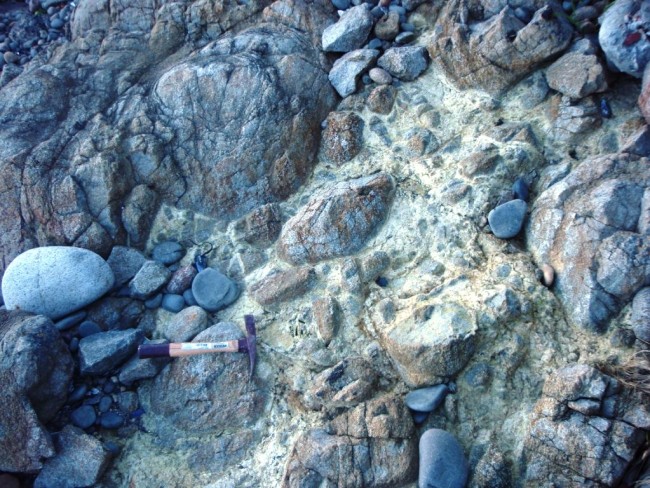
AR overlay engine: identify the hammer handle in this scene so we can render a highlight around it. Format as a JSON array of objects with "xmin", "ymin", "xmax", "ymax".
[{"xmin": 138, "ymin": 341, "xmax": 239, "ymax": 358}]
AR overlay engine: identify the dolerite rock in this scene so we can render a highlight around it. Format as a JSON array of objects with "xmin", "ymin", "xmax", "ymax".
[
  {"xmin": 321, "ymin": 111, "xmax": 364, "ymax": 164},
  {"xmin": 78, "ymin": 329, "xmax": 143, "ymax": 375},
  {"xmin": 233, "ymin": 203, "xmax": 283, "ymax": 248},
  {"xmin": 374, "ymin": 11, "xmax": 400, "ymax": 41},
  {"xmin": 524, "ymin": 364, "xmax": 650, "ymax": 486},
  {"xmin": 0, "ymin": 311, "xmax": 73, "ymax": 472},
  {"xmin": 488, "ymin": 199, "xmax": 527, "ymax": 239},
  {"xmin": 283, "ymin": 396, "xmax": 417, "ymax": 487},
  {"xmin": 377, "ymin": 46, "xmax": 428, "ymax": 81},
  {"xmin": 149, "ymin": 322, "xmax": 265, "ymax": 432},
  {"xmin": 34, "ymin": 425, "xmax": 111, "ymax": 488},
  {"xmin": 599, "ymin": 0, "xmax": 650, "ymax": 78},
  {"xmin": 191, "ymin": 268, "xmax": 239, "ymax": 312},
  {"xmin": 2, "ymin": 246, "xmax": 115, "ymax": 320},
  {"xmin": 631, "ymin": 287, "xmax": 650, "ymax": 342},
  {"xmin": 419, "ymin": 429, "xmax": 468, "ymax": 488},
  {"xmin": 304, "ymin": 357, "xmax": 378, "ymax": 410},
  {"xmin": 129, "ymin": 260, "xmax": 171, "ymax": 300},
  {"xmin": 322, "ymin": 4, "xmax": 374, "ymax": 53},
  {"xmin": 106, "ymin": 246, "xmax": 146, "ymax": 287},
  {"xmin": 405, "ymin": 384, "xmax": 449, "ymax": 413},
  {"xmin": 163, "ymin": 305, "xmax": 208, "ymax": 342},
  {"xmin": 528, "ymin": 153, "xmax": 650, "ymax": 331},
  {"xmin": 368, "ymin": 85, "xmax": 397, "ymax": 114},
  {"xmin": 545, "ymin": 51, "xmax": 608, "ymax": 99},
  {"xmin": 250, "ymin": 267, "xmax": 315, "ymax": 305},
  {"xmin": 278, "ymin": 173, "xmax": 395, "ymax": 265},
  {"xmin": 328, "ymin": 48, "xmax": 380, "ymax": 97},
  {"xmin": 375, "ymin": 302, "xmax": 477, "ymax": 387},
  {"xmin": 427, "ymin": 2, "xmax": 573, "ymax": 94}
]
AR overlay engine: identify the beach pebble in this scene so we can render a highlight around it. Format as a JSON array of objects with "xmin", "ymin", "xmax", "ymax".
[
  {"xmin": 2, "ymin": 247, "xmax": 115, "ymax": 320},
  {"xmin": 3, "ymin": 51, "xmax": 19, "ymax": 64},
  {"xmin": 488, "ymin": 199, "xmax": 527, "ymax": 239},
  {"xmin": 70, "ymin": 405, "xmax": 96, "ymax": 429},
  {"xmin": 144, "ymin": 293, "xmax": 163, "ymax": 309},
  {"xmin": 129, "ymin": 261, "xmax": 171, "ymax": 300},
  {"xmin": 164, "ymin": 306, "xmax": 208, "ymax": 342},
  {"xmin": 405, "ymin": 384, "xmax": 449, "ymax": 412},
  {"xmin": 192, "ymin": 268, "xmax": 239, "ymax": 312},
  {"xmin": 332, "ymin": 0, "xmax": 350, "ymax": 9},
  {"xmin": 183, "ymin": 289, "xmax": 198, "ymax": 306},
  {"xmin": 68, "ymin": 385, "xmax": 88, "ymax": 404},
  {"xmin": 78, "ymin": 320, "xmax": 102, "ymax": 338},
  {"xmin": 369, "ymin": 67, "xmax": 392, "ymax": 85},
  {"xmin": 54, "ymin": 311, "xmax": 87, "ymax": 331},
  {"xmin": 541, "ymin": 264, "xmax": 555, "ymax": 287},
  {"xmin": 512, "ymin": 177, "xmax": 529, "ymax": 202},
  {"xmin": 162, "ymin": 294, "xmax": 185, "ymax": 313},
  {"xmin": 98, "ymin": 396, "xmax": 113, "ymax": 413},
  {"xmin": 419, "ymin": 429, "xmax": 469, "ymax": 488},
  {"xmin": 99, "ymin": 412, "xmax": 124, "ymax": 429},
  {"xmin": 166, "ymin": 264, "xmax": 197, "ymax": 294}
]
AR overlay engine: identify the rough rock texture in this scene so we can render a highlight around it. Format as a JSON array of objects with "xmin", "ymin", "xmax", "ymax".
[
  {"xmin": 283, "ymin": 395, "xmax": 417, "ymax": 487},
  {"xmin": 250, "ymin": 267, "xmax": 315, "ymax": 305},
  {"xmin": 278, "ymin": 173, "xmax": 395, "ymax": 264},
  {"xmin": 321, "ymin": 4, "xmax": 373, "ymax": 52},
  {"xmin": 641, "ymin": 63, "xmax": 650, "ymax": 124},
  {"xmin": 321, "ymin": 111, "xmax": 365, "ymax": 165},
  {"xmin": 427, "ymin": 2, "xmax": 573, "ymax": 94},
  {"xmin": 524, "ymin": 364, "xmax": 650, "ymax": 486},
  {"xmin": 528, "ymin": 154, "xmax": 650, "ymax": 331},
  {"xmin": 233, "ymin": 203, "xmax": 283, "ymax": 248},
  {"xmin": 328, "ymin": 48, "xmax": 380, "ymax": 97},
  {"xmin": 78, "ymin": 329, "xmax": 143, "ymax": 375},
  {"xmin": 0, "ymin": 310, "xmax": 73, "ymax": 472},
  {"xmin": 545, "ymin": 51, "xmax": 608, "ymax": 99},
  {"xmin": 377, "ymin": 46, "xmax": 429, "ymax": 81}
]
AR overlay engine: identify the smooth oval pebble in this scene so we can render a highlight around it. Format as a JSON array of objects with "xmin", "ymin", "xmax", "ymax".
[
  {"xmin": 541, "ymin": 264, "xmax": 555, "ymax": 287},
  {"xmin": 183, "ymin": 289, "xmax": 198, "ymax": 306},
  {"xmin": 70, "ymin": 405, "xmax": 97, "ymax": 429},
  {"xmin": 369, "ymin": 67, "xmax": 392, "ymax": 85},
  {"xmin": 78, "ymin": 320, "xmax": 102, "ymax": 338},
  {"xmin": 192, "ymin": 268, "xmax": 239, "ymax": 312},
  {"xmin": 98, "ymin": 395, "xmax": 113, "ymax": 413},
  {"xmin": 144, "ymin": 293, "xmax": 163, "ymax": 309},
  {"xmin": 512, "ymin": 177, "xmax": 529, "ymax": 202},
  {"xmin": 54, "ymin": 311, "xmax": 87, "ymax": 331},
  {"xmin": 487, "ymin": 199, "xmax": 527, "ymax": 239},
  {"xmin": 162, "ymin": 293, "xmax": 185, "ymax": 313},
  {"xmin": 419, "ymin": 429, "xmax": 469, "ymax": 488},
  {"xmin": 405, "ymin": 384, "xmax": 449, "ymax": 412},
  {"xmin": 99, "ymin": 411, "xmax": 125, "ymax": 429},
  {"xmin": 1, "ymin": 246, "xmax": 115, "ymax": 319}
]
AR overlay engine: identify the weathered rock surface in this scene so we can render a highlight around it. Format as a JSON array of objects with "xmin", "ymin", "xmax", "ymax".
[
  {"xmin": 524, "ymin": 364, "xmax": 649, "ymax": 486},
  {"xmin": 321, "ymin": 4, "xmax": 373, "ymax": 53},
  {"xmin": 641, "ymin": 63, "xmax": 650, "ymax": 124},
  {"xmin": 328, "ymin": 48, "xmax": 379, "ymax": 97},
  {"xmin": 321, "ymin": 111, "xmax": 364, "ymax": 164},
  {"xmin": 0, "ymin": 310, "xmax": 73, "ymax": 472},
  {"xmin": 545, "ymin": 51, "xmax": 608, "ymax": 99},
  {"xmin": 377, "ymin": 46, "xmax": 428, "ymax": 81},
  {"xmin": 233, "ymin": 203, "xmax": 283, "ymax": 248},
  {"xmin": 631, "ymin": 287, "xmax": 650, "ymax": 342},
  {"xmin": 2, "ymin": 247, "xmax": 115, "ymax": 320},
  {"xmin": 427, "ymin": 2, "xmax": 573, "ymax": 94},
  {"xmin": 78, "ymin": 329, "xmax": 143, "ymax": 375},
  {"xmin": 163, "ymin": 305, "xmax": 208, "ymax": 342},
  {"xmin": 528, "ymin": 154, "xmax": 650, "ymax": 331},
  {"xmin": 278, "ymin": 173, "xmax": 395, "ymax": 264},
  {"xmin": 250, "ymin": 267, "xmax": 315, "ymax": 305},
  {"xmin": 128, "ymin": 261, "xmax": 171, "ymax": 300}
]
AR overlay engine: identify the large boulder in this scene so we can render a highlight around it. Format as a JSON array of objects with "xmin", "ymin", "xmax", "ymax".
[
  {"xmin": 528, "ymin": 154, "xmax": 650, "ymax": 332},
  {"xmin": 427, "ymin": 2, "xmax": 573, "ymax": 94},
  {"xmin": 278, "ymin": 173, "xmax": 395, "ymax": 265}
]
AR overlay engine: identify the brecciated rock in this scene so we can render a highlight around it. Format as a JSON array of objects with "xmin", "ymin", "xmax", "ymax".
[
  {"xmin": 149, "ymin": 322, "xmax": 266, "ymax": 432},
  {"xmin": 282, "ymin": 396, "xmax": 417, "ymax": 487},
  {"xmin": 528, "ymin": 154, "xmax": 650, "ymax": 331},
  {"xmin": 328, "ymin": 48, "xmax": 380, "ymax": 97},
  {"xmin": 377, "ymin": 46, "xmax": 428, "ymax": 81},
  {"xmin": 321, "ymin": 111, "xmax": 364, "ymax": 164},
  {"xmin": 524, "ymin": 364, "xmax": 650, "ymax": 486},
  {"xmin": 33, "ymin": 426, "xmax": 112, "ymax": 488},
  {"xmin": 599, "ymin": 0, "xmax": 650, "ymax": 79},
  {"xmin": 2, "ymin": 246, "xmax": 115, "ymax": 320},
  {"xmin": 375, "ymin": 302, "xmax": 477, "ymax": 387},
  {"xmin": 250, "ymin": 267, "xmax": 315, "ymax": 305},
  {"xmin": 427, "ymin": 2, "xmax": 573, "ymax": 94},
  {"xmin": 545, "ymin": 51, "xmax": 608, "ymax": 99},
  {"xmin": 278, "ymin": 173, "xmax": 395, "ymax": 265},
  {"xmin": 321, "ymin": 4, "xmax": 374, "ymax": 53},
  {"xmin": 304, "ymin": 357, "xmax": 378, "ymax": 410},
  {"xmin": 78, "ymin": 329, "xmax": 143, "ymax": 375},
  {"xmin": 233, "ymin": 203, "xmax": 283, "ymax": 248},
  {"xmin": 313, "ymin": 295, "xmax": 340, "ymax": 345}
]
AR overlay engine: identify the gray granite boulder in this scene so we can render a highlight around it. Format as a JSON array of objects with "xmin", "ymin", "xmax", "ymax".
[
  {"xmin": 278, "ymin": 173, "xmax": 395, "ymax": 265},
  {"xmin": 545, "ymin": 51, "xmax": 608, "ymax": 99},
  {"xmin": 79, "ymin": 329, "xmax": 143, "ymax": 375},
  {"xmin": 419, "ymin": 429, "xmax": 468, "ymax": 488},
  {"xmin": 599, "ymin": 0, "xmax": 650, "ymax": 78},
  {"xmin": 322, "ymin": 4, "xmax": 374, "ymax": 53},
  {"xmin": 34, "ymin": 425, "xmax": 111, "ymax": 488},
  {"xmin": 377, "ymin": 46, "xmax": 429, "ymax": 81},
  {"xmin": 2, "ymin": 247, "xmax": 115, "ymax": 320},
  {"xmin": 524, "ymin": 364, "xmax": 649, "ymax": 486},
  {"xmin": 528, "ymin": 154, "xmax": 650, "ymax": 331},
  {"xmin": 328, "ymin": 48, "xmax": 379, "ymax": 97}
]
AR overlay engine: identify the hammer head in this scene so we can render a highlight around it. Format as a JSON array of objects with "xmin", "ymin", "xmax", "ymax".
[{"xmin": 244, "ymin": 315, "xmax": 257, "ymax": 380}]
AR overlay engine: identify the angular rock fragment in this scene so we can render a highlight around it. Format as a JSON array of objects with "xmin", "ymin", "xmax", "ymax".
[
  {"xmin": 377, "ymin": 46, "xmax": 428, "ymax": 81},
  {"xmin": 278, "ymin": 173, "xmax": 395, "ymax": 265},
  {"xmin": 322, "ymin": 4, "xmax": 374, "ymax": 53},
  {"xmin": 328, "ymin": 48, "xmax": 380, "ymax": 97},
  {"xmin": 79, "ymin": 329, "xmax": 143, "ymax": 375},
  {"xmin": 129, "ymin": 261, "xmax": 171, "ymax": 300},
  {"xmin": 304, "ymin": 357, "xmax": 377, "ymax": 410},
  {"xmin": 233, "ymin": 203, "xmax": 283, "ymax": 248},
  {"xmin": 545, "ymin": 51, "xmax": 608, "ymax": 99},
  {"xmin": 250, "ymin": 267, "xmax": 315, "ymax": 305},
  {"xmin": 321, "ymin": 111, "xmax": 364, "ymax": 164},
  {"xmin": 107, "ymin": 246, "xmax": 146, "ymax": 288}
]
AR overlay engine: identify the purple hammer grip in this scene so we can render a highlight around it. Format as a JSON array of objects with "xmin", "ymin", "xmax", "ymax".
[{"xmin": 138, "ymin": 343, "xmax": 170, "ymax": 358}]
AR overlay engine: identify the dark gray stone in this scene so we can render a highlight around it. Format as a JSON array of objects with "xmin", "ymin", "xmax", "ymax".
[
  {"xmin": 54, "ymin": 311, "xmax": 87, "ymax": 331},
  {"xmin": 163, "ymin": 306, "xmax": 208, "ymax": 342},
  {"xmin": 394, "ymin": 32, "xmax": 416, "ymax": 45},
  {"xmin": 419, "ymin": 429, "xmax": 468, "ymax": 488},
  {"xmin": 118, "ymin": 340, "xmax": 170, "ymax": 385},
  {"xmin": 106, "ymin": 246, "xmax": 146, "ymax": 287},
  {"xmin": 631, "ymin": 287, "xmax": 650, "ymax": 342},
  {"xmin": 98, "ymin": 396, "xmax": 112, "ymax": 413},
  {"xmin": 405, "ymin": 384, "xmax": 449, "ymax": 413},
  {"xmin": 78, "ymin": 320, "xmax": 102, "ymax": 338},
  {"xmin": 512, "ymin": 177, "xmax": 529, "ymax": 202},
  {"xmin": 183, "ymin": 289, "xmax": 198, "ymax": 306},
  {"xmin": 191, "ymin": 268, "xmax": 239, "ymax": 312},
  {"xmin": 144, "ymin": 293, "xmax": 163, "ymax": 309},
  {"xmin": 161, "ymin": 293, "xmax": 185, "ymax": 313},
  {"xmin": 78, "ymin": 329, "xmax": 143, "ymax": 375},
  {"xmin": 34, "ymin": 425, "xmax": 111, "ymax": 488},
  {"xmin": 152, "ymin": 241, "xmax": 185, "ymax": 265},
  {"xmin": 99, "ymin": 411, "xmax": 124, "ymax": 429},
  {"xmin": 328, "ymin": 48, "xmax": 380, "ymax": 97},
  {"xmin": 622, "ymin": 125, "xmax": 650, "ymax": 157},
  {"xmin": 322, "ymin": 4, "xmax": 374, "ymax": 52},
  {"xmin": 488, "ymin": 199, "xmax": 527, "ymax": 239},
  {"xmin": 70, "ymin": 405, "xmax": 96, "ymax": 429},
  {"xmin": 129, "ymin": 261, "xmax": 171, "ymax": 300},
  {"xmin": 377, "ymin": 46, "xmax": 428, "ymax": 81}
]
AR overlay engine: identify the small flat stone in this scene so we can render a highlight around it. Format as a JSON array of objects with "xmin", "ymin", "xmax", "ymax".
[
  {"xmin": 161, "ymin": 294, "xmax": 185, "ymax": 313},
  {"xmin": 419, "ymin": 429, "xmax": 469, "ymax": 488},
  {"xmin": 70, "ymin": 405, "xmax": 96, "ymax": 429},
  {"xmin": 54, "ymin": 311, "xmax": 87, "ymax": 331},
  {"xmin": 99, "ymin": 412, "xmax": 124, "ymax": 429},
  {"xmin": 488, "ymin": 199, "xmax": 527, "ymax": 239},
  {"xmin": 394, "ymin": 31, "xmax": 416, "ymax": 45},
  {"xmin": 405, "ymin": 384, "xmax": 449, "ymax": 412},
  {"xmin": 152, "ymin": 241, "xmax": 185, "ymax": 265},
  {"xmin": 78, "ymin": 320, "xmax": 102, "ymax": 338},
  {"xmin": 191, "ymin": 268, "xmax": 239, "ymax": 312}
]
